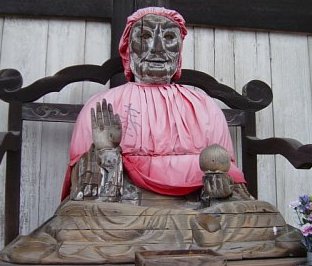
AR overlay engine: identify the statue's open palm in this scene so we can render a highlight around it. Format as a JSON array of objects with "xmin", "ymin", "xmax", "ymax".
[{"xmin": 91, "ymin": 99, "xmax": 122, "ymax": 150}]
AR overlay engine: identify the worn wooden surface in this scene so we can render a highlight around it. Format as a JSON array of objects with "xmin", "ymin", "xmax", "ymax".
[
  {"xmin": 0, "ymin": 257, "xmax": 308, "ymax": 266},
  {"xmin": 135, "ymin": 250, "xmax": 308, "ymax": 266},
  {"xmin": 0, "ymin": 200, "xmax": 305, "ymax": 264},
  {"xmin": 0, "ymin": 19, "xmax": 312, "ymax": 250},
  {"xmin": 0, "ymin": 17, "xmax": 4, "ymax": 254},
  {"xmin": 270, "ymin": 33, "xmax": 312, "ymax": 226},
  {"xmin": 135, "ymin": 250, "xmax": 226, "ymax": 266},
  {"xmin": 0, "ymin": 259, "xmax": 308, "ymax": 266}
]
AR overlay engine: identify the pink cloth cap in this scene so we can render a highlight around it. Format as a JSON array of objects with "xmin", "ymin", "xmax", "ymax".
[{"xmin": 119, "ymin": 7, "xmax": 188, "ymax": 81}]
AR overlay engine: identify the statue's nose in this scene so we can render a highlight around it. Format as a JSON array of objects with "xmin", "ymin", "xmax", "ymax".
[{"xmin": 151, "ymin": 25, "xmax": 164, "ymax": 53}]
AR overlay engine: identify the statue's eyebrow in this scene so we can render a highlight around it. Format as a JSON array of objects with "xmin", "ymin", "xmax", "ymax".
[
  {"xmin": 132, "ymin": 18, "xmax": 179, "ymax": 31},
  {"xmin": 162, "ymin": 20, "xmax": 179, "ymax": 29}
]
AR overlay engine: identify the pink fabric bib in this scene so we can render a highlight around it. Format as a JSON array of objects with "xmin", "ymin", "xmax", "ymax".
[{"xmin": 61, "ymin": 82, "xmax": 245, "ymax": 200}]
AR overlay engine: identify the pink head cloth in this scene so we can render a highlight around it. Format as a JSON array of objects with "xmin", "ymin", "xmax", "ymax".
[{"xmin": 119, "ymin": 7, "xmax": 188, "ymax": 81}]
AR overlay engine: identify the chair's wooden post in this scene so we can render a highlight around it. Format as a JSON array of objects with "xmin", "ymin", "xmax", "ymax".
[
  {"xmin": 5, "ymin": 102, "xmax": 22, "ymax": 245},
  {"xmin": 241, "ymin": 111, "xmax": 258, "ymax": 198}
]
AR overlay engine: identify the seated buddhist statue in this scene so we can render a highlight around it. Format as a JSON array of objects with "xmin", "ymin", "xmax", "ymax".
[{"xmin": 0, "ymin": 7, "xmax": 304, "ymax": 265}]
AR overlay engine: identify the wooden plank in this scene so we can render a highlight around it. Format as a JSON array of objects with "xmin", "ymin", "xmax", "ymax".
[
  {"xmin": 82, "ymin": 21, "xmax": 111, "ymax": 102},
  {"xmin": 0, "ymin": 17, "xmax": 5, "ymax": 250},
  {"xmin": 38, "ymin": 20, "xmax": 86, "ymax": 226},
  {"xmin": 0, "ymin": 0, "xmax": 113, "ymax": 21},
  {"xmin": 169, "ymin": 0, "xmax": 312, "ymax": 33},
  {"xmin": 0, "ymin": 257, "xmax": 307, "ymax": 266},
  {"xmin": 214, "ymin": 29, "xmax": 239, "ymax": 167},
  {"xmin": 222, "ymin": 226, "xmax": 285, "ymax": 242},
  {"xmin": 232, "ymin": 31, "xmax": 275, "ymax": 204},
  {"xmin": 270, "ymin": 33, "xmax": 312, "ymax": 226},
  {"xmin": 22, "ymin": 103, "xmax": 83, "ymax": 123},
  {"xmin": 57, "ymin": 229, "xmax": 193, "ymax": 243},
  {"xmin": 46, "ymin": 212, "xmax": 285, "ymax": 230},
  {"xmin": 43, "ymin": 214, "xmax": 195, "ymax": 230},
  {"xmin": 227, "ymin": 257, "xmax": 307, "ymax": 266},
  {"xmin": 53, "ymin": 227, "xmax": 283, "ymax": 243},
  {"xmin": 110, "ymin": 0, "xmax": 134, "ymax": 87},
  {"xmin": 254, "ymin": 32, "xmax": 276, "ymax": 205},
  {"xmin": 0, "ymin": 17, "xmax": 49, "ymax": 237},
  {"xmin": 135, "ymin": 249, "xmax": 225, "ymax": 266},
  {"xmin": 194, "ymin": 27, "xmax": 214, "ymax": 75},
  {"xmin": 181, "ymin": 27, "xmax": 194, "ymax": 70}
]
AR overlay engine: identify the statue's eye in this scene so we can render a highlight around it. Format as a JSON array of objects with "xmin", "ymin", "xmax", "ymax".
[
  {"xmin": 164, "ymin": 33, "xmax": 175, "ymax": 40},
  {"xmin": 141, "ymin": 32, "xmax": 152, "ymax": 39}
]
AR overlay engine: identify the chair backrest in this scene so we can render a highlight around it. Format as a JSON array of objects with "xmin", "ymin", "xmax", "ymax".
[{"xmin": 0, "ymin": 56, "xmax": 272, "ymax": 245}]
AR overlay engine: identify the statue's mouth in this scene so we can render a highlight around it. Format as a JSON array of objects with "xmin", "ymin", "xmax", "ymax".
[{"xmin": 144, "ymin": 59, "xmax": 168, "ymax": 68}]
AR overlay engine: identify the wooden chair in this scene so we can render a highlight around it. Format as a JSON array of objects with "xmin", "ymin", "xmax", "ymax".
[{"xmin": 0, "ymin": 56, "xmax": 312, "ymax": 248}]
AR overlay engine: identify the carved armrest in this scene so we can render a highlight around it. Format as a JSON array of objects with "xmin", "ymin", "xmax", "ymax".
[
  {"xmin": 0, "ymin": 131, "xmax": 21, "ymax": 164},
  {"xmin": 246, "ymin": 136, "xmax": 312, "ymax": 169}
]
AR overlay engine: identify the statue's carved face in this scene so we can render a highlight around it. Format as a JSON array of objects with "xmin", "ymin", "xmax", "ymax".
[{"xmin": 129, "ymin": 14, "xmax": 182, "ymax": 84}]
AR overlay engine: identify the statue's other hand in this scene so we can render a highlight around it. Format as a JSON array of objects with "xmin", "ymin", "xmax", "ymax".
[
  {"xmin": 205, "ymin": 174, "xmax": 234, "ymax": 199},
  {"xmin": 91, "ymin": 99, "xmax": 122, "ymax": 150}
]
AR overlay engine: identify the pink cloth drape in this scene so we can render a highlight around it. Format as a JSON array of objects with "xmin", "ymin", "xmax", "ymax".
[{"xmin": 61, "ymin": 82, "xmax": 245, "ymax": 200}]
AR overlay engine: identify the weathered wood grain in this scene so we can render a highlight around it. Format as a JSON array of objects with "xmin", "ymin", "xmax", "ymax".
[
  {"xmin": 182, "ymin": 27, "xmax": 194, "ymax": 70},
  {"xmin": 0, "ymin": 257, "xmax": 307, "ymax": 266},
  {"xmin": 82, "ymin": 21, "xmax": 111, "ymax": 102},
  {"xmin": 0, "ymin": 200, "xmax": 303, "ymax": 264},
  {"xmin": 135, "ymin": 249, "xmax": 226, "ymax": 266},
  {"xmin": 0, "ymin": 18, "xmax": 49, "ymax": 237},
  {"xmin": 214, "ymin": 29, "xmax": 239, "ymax": 173},
  {"xmin": 227, "ymin": 257, "xmax": 307, "ymax": 266},
  {"xmin": 270, "ymin": 33, "xmax": 312, "ymax": 225},
  {"xmin": 232, "ymin": 31, "xmax": 275, "ymax": 205},
  {"xmin": 39, "ymin": 19, "xmax": 86, "ymax": 227},
  {"xmin": 194, "ymin": 27, "xmax": 214, "ymax": 76},
  {"xmin": 47, "ymin": 212, "xmax": 285, "ymax": 231},
  {"xmin": 0, "ymin": 17, "xmax": 5, "ymax": 250}
]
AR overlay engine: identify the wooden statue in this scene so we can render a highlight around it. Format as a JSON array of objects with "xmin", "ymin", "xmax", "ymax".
[{"xmin": 0, "ymin": 6, "xmax": 305, "ymax": 265}]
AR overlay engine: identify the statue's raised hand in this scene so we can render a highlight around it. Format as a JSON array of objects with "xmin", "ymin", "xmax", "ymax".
[{"xmin": 91, "ymin": 99, "xmax": 122, "ymax": 150}]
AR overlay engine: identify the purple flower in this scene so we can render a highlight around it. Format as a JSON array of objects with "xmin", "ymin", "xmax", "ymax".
[
  {"xmin": 289, "ymin": 200, "xmax": 301, "ymax": 209},
  {"xmin": 299, "ymin": 195, "xmax": 310, "ymax": 205},
  {"xmin": 300, "ymin": 223, "xmax": 312, "ymax": 237}
]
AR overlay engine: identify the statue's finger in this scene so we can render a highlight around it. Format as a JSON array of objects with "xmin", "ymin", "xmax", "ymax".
[
  {"xmin": 207, "ymin": 178, "xmax": 212, "ymax": 193},
  {"xmin": 91, "ymin": 108, "xmax": 97, "ymax": 129},
  {"xmin": 223, "ymin": 182, "xmax": 231, "ymax": 197},
  {"xmin": 102, "ymin": 99, "xmax": 109, "ymax": 126},
  {"xmin": 225, "ymin": 177, "xmax": 233, "ymax": 195},
  {"xmin": 108, "ymin": 103, "xmax": 114, "ymax": 125},
  {"xmin": 216, "ymin": 177, "xmax": 222, "ymax": 191},
  {"xmin": 209, "ymin": 176, "xmax": 215, "ymax": 189},
  {"xmin": 113, "ymin": 113, "xmax": 122, "ymax": 127},
  {"xmin": 96, "ymin": 102, "xmax": 104, "ymax": 130}
]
